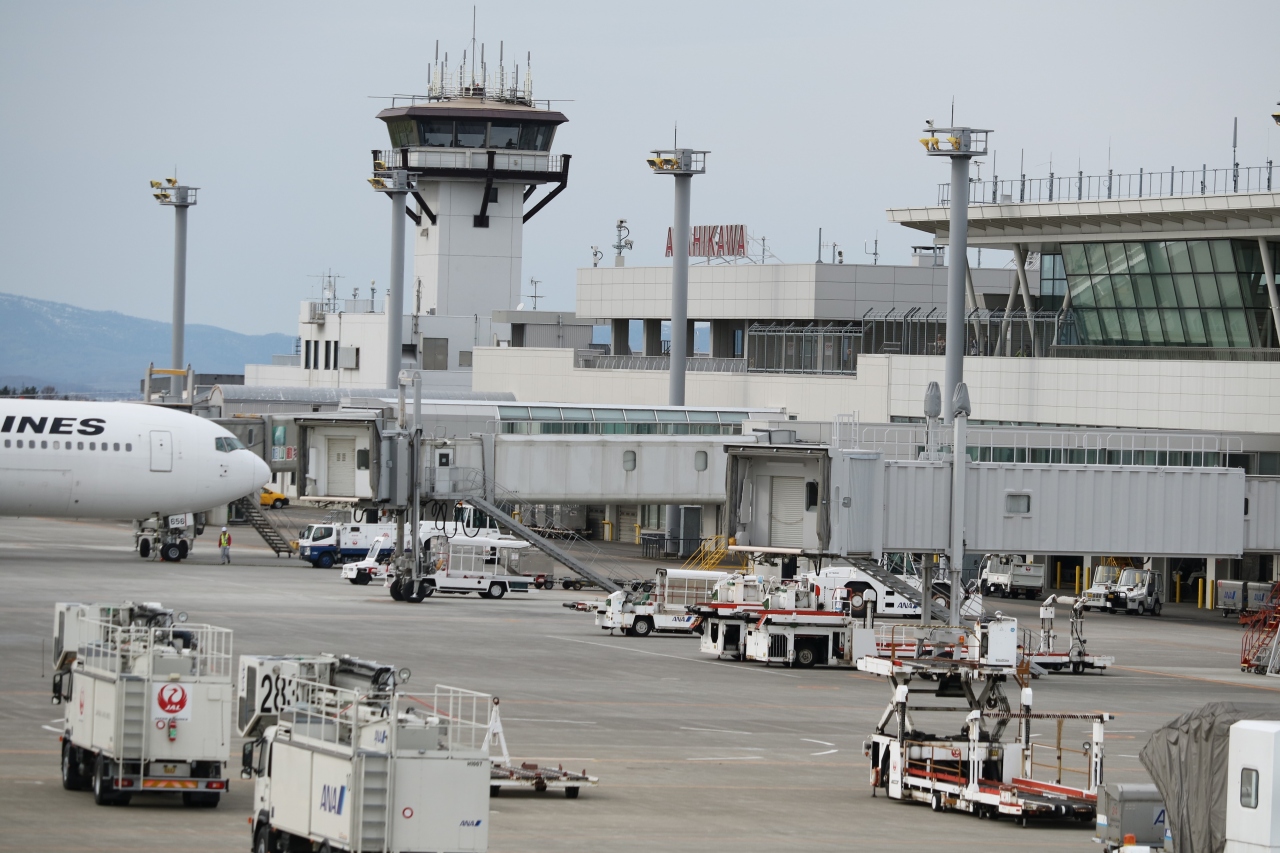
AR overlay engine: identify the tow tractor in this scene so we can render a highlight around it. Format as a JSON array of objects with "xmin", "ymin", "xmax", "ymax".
[
  {"xmin": 578, "ymin": 568, "xmax": 729, "ymax": 637},
  {"xmin": 1024, "ymin": 594, "xmax": 1115, "ymax": 674},
  {"xmin": 1103, "ymin": 566, "xmax": 1164, "ymax": 616},
  {"xmin": 52, "ymin": 601, "xmax": 233, "ymax": 807},
  {"xmin": 341, "ymin": 534, "xmax": 533, "ymax": 602},
  {"xmin": 859, "ymin": 614, "xmax": 1111, "ymax": 825},
  {"xmin": 978, "ymin": 554, "xmax": 1045, "ymax": 600}
]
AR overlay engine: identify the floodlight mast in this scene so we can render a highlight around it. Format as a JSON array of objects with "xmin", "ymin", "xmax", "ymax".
[
  {"xmin": 647, "ymin": 147, "xmax": 707, "ymax": 554},
  {"xmin": 920, "ymin": 125, "xmax": 990, "ymax": 424},
  {"xmin": 151, "ymin": 180, "xmax": 199, "ymax": 371}
]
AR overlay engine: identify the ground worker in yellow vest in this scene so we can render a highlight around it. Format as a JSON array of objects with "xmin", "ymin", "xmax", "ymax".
[{"xmin": 219, "ymin": 527, "xmax": 232, "ymax": 564}]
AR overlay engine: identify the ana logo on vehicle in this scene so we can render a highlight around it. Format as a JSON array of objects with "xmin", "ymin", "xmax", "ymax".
[
  {"xmin": 151, "ymin": 682, "xmax": 192, "ymax": 721},
  {"xmin": 320, "ymin": 784, "xmax": 347, "ymax": 815}
]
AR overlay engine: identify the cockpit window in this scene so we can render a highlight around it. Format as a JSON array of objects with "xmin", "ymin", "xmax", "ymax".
[{"xmin": 215, "ymin": 436, "xmax": 247, "ymax": 452}]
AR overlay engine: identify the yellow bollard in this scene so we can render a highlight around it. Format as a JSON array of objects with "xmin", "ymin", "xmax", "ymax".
[
  {"xmin": 1175, "ymin": 572, "xmax": 1181, "ymax": 604},
  {"xmin": 634, "ymin": 523, "xmax": 641, "ymax": 545},
  {"xmin": 1198, "ymin": 578, "xmax": 1204, "ymax": 609},
  {"xmin": 1085, "ymin": 566, "xmax": 1092, "ymax": 593},
  {"xmin": 1075, "ymin": 565, "xmax": 1081, "ymax": 596},
  {"xmin": 1056, "ymin": 561, "xmax": 1062, "ymax": 590},
  {"xmin": 1208, "ymin": 579, "xmax": 1214, "ymax": 610},
  {"xmin": 601, "ymin": 519, "xmax": 613, "ymax": 542}
]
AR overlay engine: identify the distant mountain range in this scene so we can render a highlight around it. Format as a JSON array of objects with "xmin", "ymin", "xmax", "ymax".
[{"xmin": 0, "ymin": 293, "xmax": 294, "ymax": 395}]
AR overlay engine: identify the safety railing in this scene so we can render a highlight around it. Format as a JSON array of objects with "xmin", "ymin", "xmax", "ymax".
[
  {"xmin": 1050, "ymin": 345, "xmax": 1280, "ymax": 362},
  {"xmin": 78, "ymin": 620, "xmax": 233, "ymax": 680},
  {"xmin": 398, "ymin": 686, "xmax": 492, "ymax": 754},
  {"xmin": 940, "ymin": 162, "xmax": 1276, "ymax": 206},
  {"xmin": 587, "ymin": 355, "xmax": 747, "ymax": 373},
  {"xmin": 374, "ymin": 148, "xmax": 564, "ymax": 173},
  {"xmin": 1027, "ymin": 722, "xmax": 1092, "ymax": 787}
]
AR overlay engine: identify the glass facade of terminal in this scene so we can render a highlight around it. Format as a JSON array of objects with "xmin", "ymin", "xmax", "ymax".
[{"xmin": 1057, "ymin": 239, "xmax": 1276, "ymax": 348}]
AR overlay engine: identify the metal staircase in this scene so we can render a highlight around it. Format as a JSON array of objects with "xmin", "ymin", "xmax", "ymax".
[
  {"xmin": 847, "ymin": 557, "xmax": 952, "ymax": 622},
  {"xmin": 358, "ymin": 754, "xmax": 390, "ymax": 852},
  {"xmin": 234, "ymin": 497, "xmax": 295, "ymax": 557},
  {"xmin": 681, "ymin": 536, "xmax": 744, "ymax": 572},
  {"xmin": 428, "ymin": 468, "xmax": 640, "ymax": 593},
  {"xmin": 119, "ymin": 677, "xmax": 147, "ymax": 767}
]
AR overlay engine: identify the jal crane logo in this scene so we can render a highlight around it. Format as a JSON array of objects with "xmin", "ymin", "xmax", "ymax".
[{"xmin": 156, "ymin": 684, "xmax": 188, "ymax": 715}]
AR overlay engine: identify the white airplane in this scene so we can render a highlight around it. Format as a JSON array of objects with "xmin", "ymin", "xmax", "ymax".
[{"xmin": 0, "ymin": 399, "xmax": 270, "ymax": 518}]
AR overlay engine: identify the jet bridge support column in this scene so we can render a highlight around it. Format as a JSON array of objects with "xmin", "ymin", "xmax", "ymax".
[{"xmin": 949, "ymin": 383, "xmax": 971, "ymax": 625}]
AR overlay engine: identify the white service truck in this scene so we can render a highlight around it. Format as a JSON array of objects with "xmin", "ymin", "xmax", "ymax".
[
  {"xmin": 300, "ymin": 506, "xmax": 501, "ymax": 568},
  {"xmin": 979, "ymin": 554, "xmax": 1045, "ymax": 599},
  {"xmin": 238, "ymin": 654, "xmax": 491, "ymax": 853},
  {"xmin": 52, "ymin": 601, "xmax": 233, "ymax": 807},
  {"xmin": 595, "ymin": 568, "xmax": 729, "ymax": 637}
]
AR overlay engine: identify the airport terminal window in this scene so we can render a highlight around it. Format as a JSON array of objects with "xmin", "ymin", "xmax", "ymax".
[
  {"xmin": 623, "ymin": 450, "xmax": 637, "ymax": 471},
  {"xmin": 1062, "ymin": 239, "xmax": 1273, "ymax": 347},
  {"xmin": 518, "ymin": 123, "xmax": 555, "ymax": 151},
  {"xmin": 386, "ymin": 118, "xmax": 419, "ymax": 147},
  {"xmin": 694, "ymin": 450, "xmax": 708, "ymax": 471},
  {"xmin": 1006, "ymin": 494, "xmax": 1031, "ymax": 514}
]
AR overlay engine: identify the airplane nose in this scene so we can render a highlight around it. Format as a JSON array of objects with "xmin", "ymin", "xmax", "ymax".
[{"xmin": 250, "ymin": 454, "xmax": 271, "ymax": 490}]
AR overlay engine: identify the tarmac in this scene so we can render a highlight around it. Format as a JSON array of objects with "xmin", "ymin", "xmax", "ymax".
[{"xmin": 2, "ymin": 515, "xmax": 1279, "ymax": 853}]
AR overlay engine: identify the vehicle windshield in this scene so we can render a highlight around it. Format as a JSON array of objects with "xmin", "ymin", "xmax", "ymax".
[
  {"xmin": 1093, "ymin": 567, "xmax": 1120, "ymax": 586},
  {"xmin": 365, "ymin": 538, "xmax": 385, "ymax": 560},
  {"xmin": 1117, "ymin": 568, "xmax": 1143, "ymax": 586},
  {"xmin": 300, "ymin": 525, "xmax": 314, "ymax": 540},
  {"xmin": 215, "ymin": 435, "xmax": 247, "ymax": 452},
  {"xmin": 304, "ymin": 526, "xmax": 333, "ymax": 542}
]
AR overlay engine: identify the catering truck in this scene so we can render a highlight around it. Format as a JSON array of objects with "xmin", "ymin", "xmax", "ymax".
[
  {"xmin": 51, "ymin": 601, "xmax": 233, "ymax": 807},
  {"xmin": 238, "ymin": 654, "xmax": 491, "ymax": 853}
]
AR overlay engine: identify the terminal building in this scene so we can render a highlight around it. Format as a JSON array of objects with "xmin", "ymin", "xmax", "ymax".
[{"xmin": 221, "ymin": 50, "xmax": 1280, "ymax": 591}]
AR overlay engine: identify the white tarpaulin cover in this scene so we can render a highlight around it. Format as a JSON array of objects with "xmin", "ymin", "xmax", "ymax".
[{"xmin": 1139, "ymin": 702, "xmax": 1280, "ymax": 853}]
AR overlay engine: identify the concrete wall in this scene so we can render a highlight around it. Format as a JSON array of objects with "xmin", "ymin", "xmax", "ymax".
[{"xmin": 473, "ymin": 345, "xmax": 1280, "ymax": 434}]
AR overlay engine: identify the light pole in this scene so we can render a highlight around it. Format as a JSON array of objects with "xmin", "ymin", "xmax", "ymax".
[
  {"xmin": 150, "ymin": 178, "xmax": 198, "ymax": 371},
  {"xmin": 369, "ymin": 167, "xmax": 413, "ymax": 390},
  {"xmin": 647, "ymin": 147, "xmax": 707, "ymax": 554},
  {"xmin": 919, "ymin": 124, "xmax": 989, "ymax": 423}
]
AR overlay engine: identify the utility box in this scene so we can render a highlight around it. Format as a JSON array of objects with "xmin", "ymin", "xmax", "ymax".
[
  {"xmin": 1095, "ymin": 782, "xmax": 1166, "ymax": 851},
  {"xmin": 1227, "ymin": 720, "xmax": 1280, "ymax": 853}
]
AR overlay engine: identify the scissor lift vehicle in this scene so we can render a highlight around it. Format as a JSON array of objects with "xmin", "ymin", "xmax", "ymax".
[{"xmin": 858, "ymin": 615, "xmax": 1111, "ymax": 826}]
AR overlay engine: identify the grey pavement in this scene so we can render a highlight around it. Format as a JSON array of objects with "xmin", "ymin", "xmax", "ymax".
[{"xmin": 2, "ymin": 516, "xmax": 1277, "ymax": 852}]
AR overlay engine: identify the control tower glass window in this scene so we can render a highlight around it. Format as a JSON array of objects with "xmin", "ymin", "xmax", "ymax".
[
  {"xmin": 386, "ymin": 119, "xmax": 419, "ymax": 147},
  {"xmin": 455, "ymin": 122, "xmax": 487, "ymax": 148},
  {"xmin": 421, "ymin": 120, "xmax": 454, "ymax": 147},
  {"xmin": 489, "ymin": 123, "xmax": 520, "ymax": 149},
  {"xmin": 518, "ymin": 123, "xmax": 555, "ymax": 151}
]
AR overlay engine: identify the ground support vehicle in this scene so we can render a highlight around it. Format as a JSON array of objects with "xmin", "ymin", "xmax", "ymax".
[
  {"xmin": 260, "ymin": 487, "xmax": 290, "ymax": 509},
  {"xmin": 241, "ymin": 671, "xmax": 492, "ymax": 853},
  {"xmin": 1024, "ymin": 595, "xmax": 1115, "ymax": 674},
  {"xmin": 1217, "ymin": 579, "xmax": 1276, "ymax": 619},
  {"xmin": 745, "ymin": 610, "xmax": 878, "ymax": 668},
  {"xmin": 979, "ymin": 555, "xmax": 1045, "ymax": 600},
  {"xmin": 339, "ymin": 536, "xmax": 392, "ymax": 586},
  {"xmin": 858, "ymin": 615, "xmax": 1111, "ymax": 826},
  {"xmin": 486, "ymin": 699, "xmax": 597, "ymax": 798},
  {"xmin": 1082, "ymin": 566, "xmax": 1121, "ymax": 610},
  {"xmin": 688, "ymin": 574, "xmax": 779, "ymax": 660},
  {"xmin": 299, "ymin": 521, "xmax": 399, "ymax": 568},
  {"xmin": 52, "ymin": 601, "xmax": 233, "ymax": 807},
  {"xmin": 419, "ymin": 534, "xmax": 532, "ymax": 599},
  {"xmin": 1104, "ymin": 567, "xmax": 1164, "ymax": 616},
  {"xmin": 592, "ymin": 568, "xmax": 730, "ymax": 637},
  {"xmin": 134, "ymin": 511, "xmax": 201, "ymax": 562}
]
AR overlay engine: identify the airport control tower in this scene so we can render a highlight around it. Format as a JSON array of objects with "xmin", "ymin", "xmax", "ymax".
[{"xmin": 374, "ymin": 51, "xmax": 570, "ymax": 321}]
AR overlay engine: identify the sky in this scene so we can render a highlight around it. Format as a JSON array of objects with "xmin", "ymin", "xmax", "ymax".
[{"xmin": 2, "ymin": 1, "xmax": 1279, "ymax": 335}]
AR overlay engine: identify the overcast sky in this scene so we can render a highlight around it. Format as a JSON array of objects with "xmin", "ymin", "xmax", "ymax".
[{"xmin": 3, "ymin": 1, "xmax": 1279, "ymax": 335}]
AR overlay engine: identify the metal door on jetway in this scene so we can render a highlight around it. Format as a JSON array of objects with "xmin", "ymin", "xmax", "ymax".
[
  {"xmin": 770, "ymin": 476, "xmax": 804, "ymax": 547},
  {"xmin": 327, "ymin": 438, "xmax": 356, "ymax": 497},
  {"xmin": 149, "ymin": 430, "xmax": 172, "ymax": 472}
]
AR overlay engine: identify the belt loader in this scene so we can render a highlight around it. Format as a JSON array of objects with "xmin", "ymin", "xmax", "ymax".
[
  {"xmin": 859, "ymin": 614, "xmax": 1112, "ymax": 825},
  {"xmin": 237, "ymin": 654, "xmax": 492, "ymax": 853},
  {"xmin": 51, "ymin": 601, "xmax": 233, "ymax": 807}
]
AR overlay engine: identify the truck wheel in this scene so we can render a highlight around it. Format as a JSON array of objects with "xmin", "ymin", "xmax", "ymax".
[
  {"xmin": 92, "ymin": 756, "xmax": 127, "ymax": 806},
  {"xmin": 565, "ymin": 786, "xmax": 580, "ymax": 799},
  {"xmin": 572, "ymin": 580, "xmax": 585, "ymax": 591},
  {"xmin": 487, "ymin": 582, "xmax": 507, "ymax": 600},
  {"xmin": 1152, "ymin": 600, "xmax": 1163, "ymax": 616},
  {"xmin": 999, "ymin": 587, "xmax": 1009, "ymax": 599},
  {"xmin": 138, "ymin": 539, "xmax": 151, "ymax": 559},
  {"xmin": 253, "ymin": 825, "xmax": 272, "ymax": 853},
  {"xmin": 61, "ymin": 742, "xmax": 87, "ymax": 791},
  {"xmin": 794, "ymin": 645, "xmax": 818, "ymax": 668},
  {"xmin": 316, "ymin": 553, "xmax": 335, "ymax": 569},
  {"xmin": 182, "ymin": 791, "xmax": 220, "ymax": 808},
  {"xmin": 631, "ymin": 617, "xmax": 654, "ymax": 637},
  {"xmin": 561, "ymin": 578, "xmax": 574, "ymax": 590},
  {"xmin": 354, "ymin": 571, "xmax": 371, "ymax": 586},
  {"xmin": 178, "ymin": 540, "xmax": 189, "ymax": 559}
]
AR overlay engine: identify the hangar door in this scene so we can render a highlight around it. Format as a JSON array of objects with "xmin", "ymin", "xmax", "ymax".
[
  {"xmin": 770, "ymin": 476, "xmax": 804, "ymax": 547},
  {"xmin": 327, "ymin": 438, "xmax": 356, "ymax": 497}
]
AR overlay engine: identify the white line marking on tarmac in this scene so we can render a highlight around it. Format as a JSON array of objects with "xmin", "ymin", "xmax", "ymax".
[
  {"xmin": 686, "ymin": 756, "xmax": 763, "ymax": 761},
  {"xmin": 681, "ymin": 727, "xmax": 752, "ymax": 735},
  {"xmin": 810, "ymin": 749, "xmax": 839, "ymax": 756},
  {"xmin": 546, "ymin": 636, "xmax": 800, "ymax": 677},
  {"xmin": 801, "ymin": 738, "xmax": 835, "ymax": 746},
  {"xmin": 40, "ymin": 725, "xmax": 62, "ymax": 733},
  {"xmin": 505, "ymin": 718, "xmax": 597, "ymax": 725}
]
